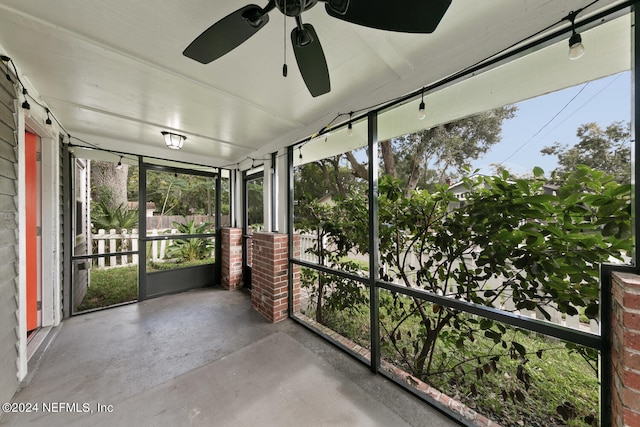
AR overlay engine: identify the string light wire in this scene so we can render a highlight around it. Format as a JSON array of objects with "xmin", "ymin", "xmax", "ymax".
[{"xmin": 0, "ymin": 0, "xmax": 609, "ymax": 172}]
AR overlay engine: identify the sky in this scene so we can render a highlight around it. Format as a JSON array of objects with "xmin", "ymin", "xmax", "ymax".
[{"xmin": 472, "ymin": 71, "xmax": 632, "ymax": 177}]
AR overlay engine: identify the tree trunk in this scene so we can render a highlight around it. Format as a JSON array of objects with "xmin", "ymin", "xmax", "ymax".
[
  {"xmin": 405, "ymin": 137, "xmax": 427, "ymax": 196},
  {"xmin": 318, "ymin": 161, "xmax": 339, "ymax": 196},
  {"xmin": 90, "ymin": 161, "xmax": 129, "ymax": 209},
  {"xmin": 380, "ymin": 140, "xmax": 397, "ymax": 178},
  {"xmin": 345, "ymin": 151, "xmax": 368, "ymax": 181}
]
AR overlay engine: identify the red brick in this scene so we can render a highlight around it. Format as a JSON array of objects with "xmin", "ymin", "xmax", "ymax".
[
  {"xmin": 625, "ymin": 331, "xmax": 640, "ymax": 353},
  {"xmin": 623, "ymin": 292, "xmax": 640, "ymax": 311},
  {"xmin": 623, "ymin": 388, "xmax": 640, "ymax": 409},
  {"xmin": 624, "ymin": 369, "xmax": 640, "ymax": 392},
  {"xmin": 623, "ymin": 408, "xmax": 640, "ymax": 427},
  {"xmin": 615, "ymin": 272, "xmax": 640, "ymax": 290},
  {"xmin": 624, "ymin": 350, "xmax": 640, "ymax": 372},
  {"xmin": 627, "ymin": 312, "xmax": 640, "ymax": 331}
]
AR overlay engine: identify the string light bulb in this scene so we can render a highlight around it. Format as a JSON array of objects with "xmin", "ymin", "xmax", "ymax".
[
  {"xmin": 1, "ymin": 55, "xmax": 12, "ymax": 83},
  {"xmin": 298, "ymin": 147, "xmax": 303, "ymax": 160},
  {"xmin": 21, "ymin": 87, "xmax": 30, "ymax": 111},
  {"xmin": 45, "ymin": 108, "xmax": 52, "ymax": 125},
  {"xmin": 568, "ymin": 31, "xmax": 584, "ymax": 60},
  {"xmin": 418, "ymin": 88, "xmax": 426, "ymax": 120},
  {"xmin": 567, "ymin": 11, "xmax": 585, "ymax": 61},
  {"xmin": 116, "ymin": 155, "xmax": 123, "ymax": 170},
  {"xmin": 347, "ymin": 112, "xmax": 353, "ymax": 136}
]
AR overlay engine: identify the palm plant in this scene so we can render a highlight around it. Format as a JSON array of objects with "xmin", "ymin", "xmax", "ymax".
[
  {"xmin": 91, "ymin": 200, "xmax": 138, "ymax": 232},
  {"xmin": 165, "ymin": 218, "xmax": 214, "ymax": 262}
]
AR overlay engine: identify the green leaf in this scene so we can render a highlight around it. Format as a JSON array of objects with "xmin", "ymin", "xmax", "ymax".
[
  {"xmin": 584, "ymin": 303, "xmax": 599, "ymax": 320},
  {"xmin": 533, "ymin": 166, "xmax": 545, "ymax": 178},
  {"xmin": 479, "ymin": 319, "xmax": 493, "ymax": 330},
  {"xmin": 512, "ymin": 341, "xmax": 526, "ymax": 356}
]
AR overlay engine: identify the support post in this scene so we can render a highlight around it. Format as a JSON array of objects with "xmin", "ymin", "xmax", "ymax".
[
  {"xmin": 221, "ymin": 228, "xmax": 243, "ymax": 290},
  {"xmin": 252, "ymin": 232, "xmax": 299, "ymax": 322}
]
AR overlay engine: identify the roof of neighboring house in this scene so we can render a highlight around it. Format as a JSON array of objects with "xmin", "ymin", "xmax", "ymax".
[{"xmin": 317, "ymin": 193, "xmax": 334, "ymax": 204}]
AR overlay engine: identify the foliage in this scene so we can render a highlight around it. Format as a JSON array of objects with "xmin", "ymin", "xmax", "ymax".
[
  {"xmin": 390, "ymin": 106, "xmax": 517, "ymax": 191},
  {"xmin": 165, "ymin": 218, "xmax": 215, "ymax": 262},
  {"xmin": 298, "ymin": 165, "xmax": 630, "ymax": 425},
  {"xmin": 246, "ymin": 178, "xmax": 264, "ymax": 226},
  {"xmin": 296, "ymin": 194, "xmax": 369, "ymax": 323},
  {"xmin": 91, "ymin": 200, "xmax": 138, "ymax": 233},
  {"xmin": 140, "ymin": 170, "xmax": 224, "ymax": 217},
  {"xmin": 295, "ymin": 152, "xmax": 369, "ymax": 200},
  {"xmin": 342, "ymin": 106, "xmax": 517, "ymax": 193},
  {"xmin": 376, "ymin": 166, "xmax": 628, "ymax": 375},
  {"xmin": 541, "ymin": 121, "xmax": 631, "ymax": 184}
]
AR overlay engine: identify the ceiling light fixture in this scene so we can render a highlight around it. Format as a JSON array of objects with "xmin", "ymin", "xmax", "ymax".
[
  {"xmin": 418, "ymin": 88, "xmax": 426, "ymax": 120},
  {"xmin": 566, "ymin": 11, "xmax": 585, "ymax": 61},
  {"xmin": 161, "ymin": 131, "xmax": 186, "ymax": 150}
]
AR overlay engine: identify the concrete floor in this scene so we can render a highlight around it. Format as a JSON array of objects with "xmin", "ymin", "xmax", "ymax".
[{"xmin": 1, "ymin": 288, "xmax": 458, "ymax": 427}]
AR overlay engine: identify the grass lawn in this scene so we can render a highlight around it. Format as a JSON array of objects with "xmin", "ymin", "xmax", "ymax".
[
  {"xmin": 78, "ymin": 259, "xmax": 216, "ymax": 312},
  {"xmin": 77, "ymin": 265, "xmax": 138, "ymax": 311}
]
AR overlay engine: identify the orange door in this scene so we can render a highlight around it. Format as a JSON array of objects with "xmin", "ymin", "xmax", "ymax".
[{"xmin": 25, "ymin": 131, "xmax": 40, "ymax": 332}]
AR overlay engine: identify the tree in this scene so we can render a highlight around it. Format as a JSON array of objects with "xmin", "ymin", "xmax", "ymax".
[
  {"xmin": 541, "ymin": 121, "xmax": 631, "ymax": 184},
  {"xmin": 90, "ymin": 160, "xmax": 137, "ymax": 233},
  {"xmin": 295, "ymin": 156, "xmax": 366, "ymax": 201},
  {"xmin": 347, "ymin": 106, "xmax": 517, "ymax": 194},
  {"xmin": 91, "ymin": 161, "xmax": 129, "ymax": 209},
  {"xmin": 144, "ymin": 171, "xmax": 217, "ymax": 217},
  {"xmin": 299, "ymin": 166, "xmax": 630, "ymax": 424},
  {"xmin": 246, "ymin": 178, "xmax": 264, "ymax": 227},
  {"xmin": 296, "ymin": 188, "xmax": 369, "ymax": 324}
]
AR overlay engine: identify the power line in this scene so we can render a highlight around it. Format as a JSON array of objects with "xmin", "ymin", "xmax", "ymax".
[
  {"xmin": 538, "ymin": 73, "xmax": 623, "ymax": 139},
  {"xmin": 501, "ymin": 82, "xmax": 590, "ymax": 164}
]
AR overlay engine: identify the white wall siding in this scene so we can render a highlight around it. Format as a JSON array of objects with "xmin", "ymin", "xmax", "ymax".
[{"xmin": 0, "ymin": 59, "xmax": 20, "ymax": 406}]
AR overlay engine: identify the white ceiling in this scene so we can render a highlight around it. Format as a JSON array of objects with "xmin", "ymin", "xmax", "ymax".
[{"xmin": 0, "ymin": 0, "xmax": 628, "ymax": 168}]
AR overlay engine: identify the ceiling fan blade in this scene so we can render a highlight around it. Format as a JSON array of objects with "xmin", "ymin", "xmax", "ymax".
[
  {"xmin": 325, "ymin": 0, "xmax": 452, "ymax": 33},
  {"xmin": 291, "ymin": 24, "xmax": 330, "ymax": 97},
  {"xmin": 183, "ymin": 5, "xmax": 270, "ymax": 64}
]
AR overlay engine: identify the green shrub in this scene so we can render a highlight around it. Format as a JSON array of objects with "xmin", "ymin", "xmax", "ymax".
[{"xmin": 165, "ymin": 218, "xmax": 214, "ymax": 262}]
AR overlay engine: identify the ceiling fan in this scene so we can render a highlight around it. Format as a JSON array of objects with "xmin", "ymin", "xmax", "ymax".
[{"xmin": 183, "ymin": 0, "xmax": 452, "ymax": 97}]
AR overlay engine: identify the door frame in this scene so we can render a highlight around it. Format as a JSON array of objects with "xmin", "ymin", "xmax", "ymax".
[
  {"xmin": 138, "ymin": 160, "xmax": 222, "ymax": 300},
  {"xmin": 242, "ymin": 170, "xmax": 264, "ymax": 289}
]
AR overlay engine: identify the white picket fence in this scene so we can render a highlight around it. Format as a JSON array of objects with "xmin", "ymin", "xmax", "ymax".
[
  {"xmin": 298, "ymin": 233, "xmax": 322, "ymax": 263},
  {"xmin": 92, "ymin": 228, "xmax": 179, "ymax": 268}
]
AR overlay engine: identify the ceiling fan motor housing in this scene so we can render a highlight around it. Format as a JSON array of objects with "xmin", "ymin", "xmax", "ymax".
[{"xmin": 275, "ymin": 0, "xmax": 318, "ymax": 17}]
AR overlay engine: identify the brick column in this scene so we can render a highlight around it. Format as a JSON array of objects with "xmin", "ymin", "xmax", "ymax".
[
  {"xmin": 612, "ymin": 272, "xmax": 640, "ymax": 426},
  {"xmin": 221, "ymin": 228, "xmax": 243, "ymax": 290},
  {"xmin": 291, "ymin": 234, "xmax": 301, "ymax": 314},
  {"xmin": 251, "ymin": 232, "xmax": 300, "ymax": 323}
]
